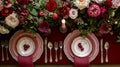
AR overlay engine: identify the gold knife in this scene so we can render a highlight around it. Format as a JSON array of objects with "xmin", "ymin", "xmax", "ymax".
[
  {"xmin": 44, "ymin": 37, "xmax": 48, "ymax": 63},
  {"xmin": 100, "ymin": 39, "xmax": 104, "ymax": 63}
]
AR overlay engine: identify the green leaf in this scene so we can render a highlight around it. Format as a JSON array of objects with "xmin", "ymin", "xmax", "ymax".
[
  {"xmin": 27, "ymin": 15, "xmax": 33, "ymax": 20},
  {"xmin": 116, "ymin": 39, "xmax": 120, "ymax": 42},
  {"xmin": 11, "ymin": 0, "xmax": 16, "ymax": 4},
  {"xmin": 71, "ymin": 0, "xmax": 76, "ymax": 2},
  {"xmin": 39, "ymin": 0, "xmax": 44, "ymax": 5},
  {"xmin": 30, "ymin": 8, "xmax": 38, "ymax": 16}
]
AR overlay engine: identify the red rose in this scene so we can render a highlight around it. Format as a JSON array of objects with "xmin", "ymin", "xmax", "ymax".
[
  {"xmin": 0, "ymin": 7, "xmax": 13, "ymax": 17},
  {"xmin": 99, "ymin": 23, "xmax": 111, "ymax": 34},
  {"xmin": 59, "ymin": 6, "xmax": 69, "ymax": 17},
  {"xmin": 17, "ymin": 0, "xmax": 28, "ymax": 5},
  {"xmin": 46, "ymin": 0, "xmax": 57, "ymax": 12},
  {"xmin": 104, "ymin": 0, "xmax": 112, "ymax": 8}
]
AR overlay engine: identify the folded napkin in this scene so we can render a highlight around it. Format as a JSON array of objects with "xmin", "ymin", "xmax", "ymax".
[
  {"xmin": 74, "ymin": 56, "xmax": 89, "ymax": 67},
  {"xmin": 18, "ymin": 55, "xmax": 34, "ymax": 67}
]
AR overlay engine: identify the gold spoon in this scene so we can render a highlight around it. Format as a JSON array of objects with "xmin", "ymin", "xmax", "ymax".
[
  {"xmin": 48, "ymin": 42, "xmax": 53, "ymax": 63},
  {"xmin": 104, "ymin": 42, "xmax": 109, "ymax": 63}
]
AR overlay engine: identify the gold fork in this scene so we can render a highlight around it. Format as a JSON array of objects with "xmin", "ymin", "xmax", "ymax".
[
  {"xmin": 59, "ymin": 41, "xmax": 63, "ymax": 60},
  {"xmin": 54, "ymin": 42, "xmax": 58, "ymax": 62}
]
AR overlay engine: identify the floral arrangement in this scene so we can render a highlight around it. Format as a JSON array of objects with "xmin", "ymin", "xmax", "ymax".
[{"xmin": 1, "ymin": 0, "xmax": 120, "ymax": 41}]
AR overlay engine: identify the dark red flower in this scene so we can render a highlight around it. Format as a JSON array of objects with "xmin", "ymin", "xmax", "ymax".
[
  {"xmin": 37, "ymin": 20, "xmax": 50, "ymax": 33},
  {"xmin": 17, "ymin": 0, "xmax": 28, "ymax": 5},
  {"xmin": 101, "ymin": 7, "xmax": 109, "ymax": 19},
  {"xmin": 59, "ymin": 6, "xmax": 69, "ymax": 17},
  {"xmin": 0, "ymin": 7, "xmax": 13, "ymax": 17},
  {"xmin": 104, "ymin": 0, "xmax": 112, "ymax": 8},
  {"xmin": 99, "ymin": 23, "xmax": 111, "ymax": 34},
  {"xmin": 46, "ymin": 0, "xmax": 57, "ymax": 12},
  {"xmin": 18, "ymin": 8, "xmax": 29, "ymax": 18}
]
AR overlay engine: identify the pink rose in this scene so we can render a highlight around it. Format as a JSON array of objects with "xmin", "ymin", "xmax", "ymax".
[{"xmin": 87, "ymin": 4, "xmax": 101, "ymax": 18}]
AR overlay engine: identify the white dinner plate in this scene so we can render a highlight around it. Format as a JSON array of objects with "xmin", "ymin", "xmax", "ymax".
[
  {"xmin": 71, "ymin": 36, "xmax": 92, "ymax": 57},
  {"xmin": 16, "ymin": 37, "xmax": 35, "ymax": 56}
]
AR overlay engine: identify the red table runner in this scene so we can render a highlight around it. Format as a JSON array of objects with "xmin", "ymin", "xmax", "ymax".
[{"xmin": 0, "ymin": 28, "xmax": 120, "ymax": 65}]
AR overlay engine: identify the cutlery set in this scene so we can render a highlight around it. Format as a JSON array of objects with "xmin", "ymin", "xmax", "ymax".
[
  {"xmin": 1, "ymin": 40, "xmax": 9, "ymax": 62},
  {"xmin": 0, "ymin": 37, "xmax": 110, "ymax": 64},
  {"xmin": 100, "ymin": 39, "xmax": 109, "ymax": 63},
  {"xmin": 44, "ymin": 37, "xmax": 63, "ymax": 63}
]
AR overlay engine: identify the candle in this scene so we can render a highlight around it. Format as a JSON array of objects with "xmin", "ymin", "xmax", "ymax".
[
  {"xmin": 61, "ymin": 19, "xmax": 66, "ymax": 29},
  {"xmin": 59, "ymin": 19, "xmax": 67, "ymax": 33}
]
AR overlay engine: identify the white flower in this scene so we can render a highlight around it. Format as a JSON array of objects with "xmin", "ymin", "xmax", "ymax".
[
  {"xmin": 5, "ymin": 13, "xmax": 19, "ymax": 28},
  {"xmin": 69, "ymin": 8, "xmax": 78, "ymax": 19},
  {"xmin": 0, "ymin": 25, "xmax": 9, "ymax": 34},
  {"xmin": 112, "ymin": 0, "xmax": 120, "ymax": 8},
  {"xmin": 74, "ymin": 0, "xmax": 90, "ymax": 10},
  {"xmin": 92, "ymin": 0, "xmax": 104, "ymax": 4},
  {"xmin": 0, "ymin": 0, "xmax": 3, "ymax": 11}
]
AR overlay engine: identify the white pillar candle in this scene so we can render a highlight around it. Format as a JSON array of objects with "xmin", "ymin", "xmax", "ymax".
[{"xmin": 61, "ymin": 19, "xmax": 66, "ymax": 30}]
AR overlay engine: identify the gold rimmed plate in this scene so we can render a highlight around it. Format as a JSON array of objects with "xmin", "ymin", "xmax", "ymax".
[
  {"xmin": 9, "ymin": 30, "xmax": 43, "ymax": 62},
  {"xmin": 64, "ymin": 30, "xmax": 99, "ymax": 62}
]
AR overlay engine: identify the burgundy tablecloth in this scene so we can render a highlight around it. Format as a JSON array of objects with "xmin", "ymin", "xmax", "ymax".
[{"xmin": 0, "ymin": 28, "xmax": 120, "ymax": 65}]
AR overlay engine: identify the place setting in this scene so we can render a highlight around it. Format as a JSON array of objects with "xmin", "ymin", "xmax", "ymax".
[
  {"xmin": 9, "ymin": 30, "xmax": 44, "ymax": 67},
  {"xmin": 64, "ymin": 30, "xmax": 99, "ymax": 67}
]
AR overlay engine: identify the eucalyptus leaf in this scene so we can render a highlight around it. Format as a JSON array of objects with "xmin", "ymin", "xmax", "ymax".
[{"xmin": 30, "ymin": 8, "xmax": 38, "ymax": 16}]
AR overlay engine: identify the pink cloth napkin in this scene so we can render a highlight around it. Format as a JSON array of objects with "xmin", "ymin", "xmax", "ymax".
[
  {"xmin": 74, "ymin": 56, "xmax": 89, "ymax": 67},
  {"xmin": 18, "ymin": 55, "xmax": 34, "ymax": 67}
]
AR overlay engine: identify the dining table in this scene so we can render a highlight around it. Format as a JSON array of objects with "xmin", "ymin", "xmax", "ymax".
[{"xmin": 0, "ymin": 27, "xmax": 120, "ymax": 65}]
